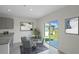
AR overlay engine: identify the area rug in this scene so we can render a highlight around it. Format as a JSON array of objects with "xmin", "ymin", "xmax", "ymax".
[{"xmin": 20, "ymin": 43, "xmax": 48, "ymax": 54}]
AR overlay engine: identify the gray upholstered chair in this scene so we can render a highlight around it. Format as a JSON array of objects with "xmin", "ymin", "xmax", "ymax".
[{"xmin": 21, "ymin": 37, "xmax": 33, "ymax": 53}]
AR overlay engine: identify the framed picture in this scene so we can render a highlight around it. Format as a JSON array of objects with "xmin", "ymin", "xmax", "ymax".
[
  {"xmin": 65, "ymin": 17, "xmax": 79, "ymax": 34},
  {"xmin": 20, "ymin": 22, "xmax": 33, "ymax": 31}
]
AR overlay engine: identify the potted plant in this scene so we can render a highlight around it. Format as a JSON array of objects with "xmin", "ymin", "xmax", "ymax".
[{"xmin": 32, "ymin": 28, "xmax": 40, "ymax": 39}]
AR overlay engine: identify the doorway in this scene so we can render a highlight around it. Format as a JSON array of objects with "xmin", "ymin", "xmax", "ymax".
[{"xmin": 44, "ymin": 20, "xmax": 59, "ymax": 48}]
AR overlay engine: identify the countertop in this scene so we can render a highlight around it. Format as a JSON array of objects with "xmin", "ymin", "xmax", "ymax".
[{"xmin": 0, "ymin": 33, "xmax": 14, "ymax": 45}]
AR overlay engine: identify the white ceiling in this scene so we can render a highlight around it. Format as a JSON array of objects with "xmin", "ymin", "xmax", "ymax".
[{"xmin": 0, "ymin": 5, "xmax": 66, "ymax": 19}]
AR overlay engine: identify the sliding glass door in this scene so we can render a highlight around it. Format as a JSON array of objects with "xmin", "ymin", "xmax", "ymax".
[{"xmin": 44, "ymin": 20, "xmax": 59, "ymax": 48}]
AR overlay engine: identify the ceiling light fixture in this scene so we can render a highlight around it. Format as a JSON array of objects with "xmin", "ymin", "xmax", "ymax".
[
  {"xmin": 29, "ymin": 9, "xmax": 33, "ymax": 11},
  {"xmin": 8, "ymin": 9, "xmax": 11, "ymax": 12}
]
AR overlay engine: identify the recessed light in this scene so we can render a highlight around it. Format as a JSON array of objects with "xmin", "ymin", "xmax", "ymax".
[
  {"xmin": 8, "ymin": 9, "xmax": 11, "ymax": 12},
  {"xmin": 29, "ymin": 9, "xmax": 33, "ymax": 11}
]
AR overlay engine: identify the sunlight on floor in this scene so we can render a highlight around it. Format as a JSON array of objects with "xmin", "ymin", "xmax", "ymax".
[{"xmin": 38, "ymin": 43, "xmax": 59, "ymax": 54}]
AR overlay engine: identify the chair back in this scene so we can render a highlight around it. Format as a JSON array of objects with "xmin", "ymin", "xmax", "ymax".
[{"xmin": 21, "ymin": 37, "xmax": 32, "ymax": 48}]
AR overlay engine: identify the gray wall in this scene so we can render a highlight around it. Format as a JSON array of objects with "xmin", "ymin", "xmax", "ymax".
[{"xmin": 37, "ymin": 5, "xmax": 79, "ymax": 54}]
